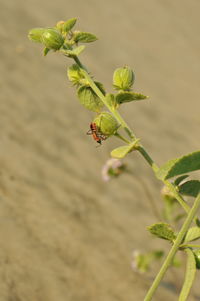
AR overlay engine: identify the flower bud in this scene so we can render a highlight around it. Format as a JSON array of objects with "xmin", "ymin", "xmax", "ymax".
[
  {"xmin": 28, "ymin": 28, "xmax": 46, "ymax": 43},
  {"xmin": 41, "ymin": 29, "xmax": 64, "ymax": 50},
  {"xmin": 161, "ymin": 186, "xmax": 176, "ymax": 202},
  {"xmin": 77, "ymin": 82, "xmax": 105, "ymax": 112},
  {"xmin": 101, "ymin": 158, "xmax": 126, "ymax": 181},
  {"xmin": 113, "ymin": 66, "xmax": 135, "ymax": 91},
  {"xmin": 56, "ymin": 21, "xmax": 65, "ymax": 32},
  {"xmin": 67, "ymin": 64, "xmax": 85, "ymax": 85},
  {"xmin": 93, "ymin": 112, "xmax": 120, "ymax": 136}
]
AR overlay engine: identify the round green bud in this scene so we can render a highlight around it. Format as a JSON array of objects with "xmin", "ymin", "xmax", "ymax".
[
  {"xmin": 67, "ymin": 64, "xmax": 85, "ymax": 85},
  {"xmin": 77, "ymin": 82, "xmax": 105, "ymax": 112},
  {"xmin": 28, "ymin": 28, "xmax": 46, "ymax": 43},
  {"xmin": 41, "ymin": 28, "xmax": 64, "ymax": 50},
  {"xmin": 194, "ymin": 249, "xmax": 200, "ymax": 269},
  {"xmin": 113, "ymin": 66, "xmax": 135, "ymax": 91},
  {"xmin": 93, "ymin": 112, "xmax": 120, "ymax": 136}
]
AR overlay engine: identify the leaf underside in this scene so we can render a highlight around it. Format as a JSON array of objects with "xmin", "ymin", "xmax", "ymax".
[
  {"xmin": 157, "ymin": 151, "xmax": 200, "ymax": 180},
  {"xmin": 179, "ymin": 180, "xmax": 200, "ymax": 198},
  {"xmin": 184, "ymin": 227, "xmax": 200, "ymax": 243}
]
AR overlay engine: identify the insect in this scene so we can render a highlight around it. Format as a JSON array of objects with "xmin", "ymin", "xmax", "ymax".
[{"xmin": 87, "ymin": 122, "xmax": 107, "ymax": 145}]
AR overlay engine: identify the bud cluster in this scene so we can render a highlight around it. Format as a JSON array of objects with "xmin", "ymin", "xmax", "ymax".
[
  {"xmin": 28, "ymin": 18, "xmax": 97, "ymax": 54},
  {"xmin": 28, "ymin": 27, "xmax": 64, "ymax": 50},
  {"xmin": 28, "ymin": 18, "xmax": 147, "ymax": 146}
]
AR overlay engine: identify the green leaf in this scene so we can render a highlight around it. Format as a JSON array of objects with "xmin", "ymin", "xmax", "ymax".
[
  {"xmin": 77, "ymin": 82, "xmax": 105, "ymax": 112},
  {"xmin": 179, "ymin": 180, "xmax": 200, "ymax": 198},
  {"xmin": 115, "ymin": 91, "xmax": 148, "ymax": 104},
  {"xmin": 111, "ymin": 146, "xmax": 132, "ymax": 159},
  {"xmin": 111, "ymin": 140, "xmax": 139, "ymax": 159},
  {"xmin": 63, "ymin": 18, "xmax": 77, "ymax": 32},
  {"xmin": 156, "ymin": 151, "xmax": 200, "ymax": 180},
  {"xmin": 179, "ymin": 249, "xmax": 196, "ymax": 301},
  {"xmin": 147, "ymin": 222, "xmax": 176, "ymax": 242},
  {"xmin": 64, "ymin": 45, "xmax": 85, "ymax": 57},
  {"xmin": 174, "ymin": 175, "xmax": 189, "ymax": 186},
  {"xmin": 74, "ymin": 31, "xmax": 98, "ymax": 43},
  {"xmin": 184, "ymin": 227, "xmax": 200, "ymax": 243},
  {"xmin": 43, "ymin": 47, "xmax": 50, "ymax": 56}
]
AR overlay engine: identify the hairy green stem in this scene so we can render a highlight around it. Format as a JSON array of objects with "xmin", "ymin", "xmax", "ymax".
[{"xmin": 144, "ymin": 193, "xmax": 200, "ymax": 301}]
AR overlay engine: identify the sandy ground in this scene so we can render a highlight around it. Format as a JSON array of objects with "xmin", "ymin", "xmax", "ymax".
[{"xmin": 0, "ymin": 0, "xmax": 200, "ymax": 300}]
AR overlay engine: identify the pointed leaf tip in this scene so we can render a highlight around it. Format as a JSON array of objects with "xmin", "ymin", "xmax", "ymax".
[{"xmin": 63, "ymin": 18, "xmax": 77, "ymax": 32}]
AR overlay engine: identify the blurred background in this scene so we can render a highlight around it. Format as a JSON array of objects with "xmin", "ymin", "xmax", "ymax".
[{"xmin": 0, "ymin": 0, "xmax": 200, "ymax": 300}]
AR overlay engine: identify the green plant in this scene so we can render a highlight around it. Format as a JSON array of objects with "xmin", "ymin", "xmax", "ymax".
[{"xmin": 28, "ymin": 18, "xmax": 200, "ymax": 301}]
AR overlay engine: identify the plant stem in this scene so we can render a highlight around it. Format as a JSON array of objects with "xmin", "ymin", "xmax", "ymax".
[
  {"xmin": 137, "ymin": 145, "xmax": 159, "ymax": 174},
  {"xmin": 73, "ymin": 56, "xmax": 190, "ymax": 213},
  {"xmin": 180, "ymin": 244, "xmax": 200, "ymax": 249},
  {"xmin": 144, "ymin": 193, "xmax": 200, "ymax": 301},
  {"xmin": 114, "ymin": 132, "xmax": 131, "ymax": 144},
  {"xmin": 74, "ymin": 55, "xmax": 87, "ymax": 71}
]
